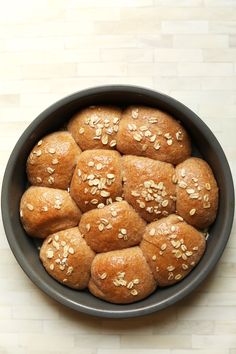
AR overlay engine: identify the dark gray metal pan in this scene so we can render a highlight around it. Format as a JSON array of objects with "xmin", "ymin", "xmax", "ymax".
[{"xmin": 1, "ymin": 85, "xmax": 234, "ymax": 318}]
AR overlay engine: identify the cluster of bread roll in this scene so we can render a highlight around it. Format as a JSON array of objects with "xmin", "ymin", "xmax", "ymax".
[{"xmin": 20, "ymin": 106, "xmax": 218, "ymax": 304}]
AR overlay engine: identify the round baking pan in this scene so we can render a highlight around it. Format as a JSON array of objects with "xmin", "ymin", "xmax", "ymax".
[{"xmin": 1, "ymin": 85, "xmax": 234, "ymax": 318}]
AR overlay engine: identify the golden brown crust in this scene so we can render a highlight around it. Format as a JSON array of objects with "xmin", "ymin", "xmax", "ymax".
[
  {"xmin": 79, "ymin": 201, "xmax": 146, "ymax": 253},
  {"xmin": 40, "ymin": 227, "xmax": 95, "ymax": 289},
  {"xmin": 70, "ymin": 149, "xmax": 123, "ymax": 212},
  {"xmin": 122, "ymin": 155, "xmax": 176, "ymax": 222},
  {"xmin": 88, "ymin": 247, "xmax": 157, "ymax": 304},
  {"xmin": 140, "ymin": 214, "xmax": 206, "ymax": 287},
  {"xmin": 20, "ymin": 186, "xmax": 81, "ymax": 238},
  {"xmin": 117, "ymin": 106, "xmax": 191, "ymax": 165},
  {"xmin": 175, "ymin": 157, "xmax": 219, "ymax": 229},
  {"xmin": 68, "ymin": 106, "xmax": 122, "ymax": 150},
  {"xmin": 19, "ymin": 103, "xmax": 220, "ymax": 304},
  {"xmin": 26, "ymin": 131, "xmax": 81, "ymax": 190}
]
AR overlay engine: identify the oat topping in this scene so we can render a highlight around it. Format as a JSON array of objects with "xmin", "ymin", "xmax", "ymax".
[
  {"xmin": 100, "ymin": 190, "xmax": 110, "ymax": 197},
  {"xmin": 175, "ymin": 274, "xmax": 182, "ymax": 280},
  {"xmin": 26, "ymin": 203, "xmax": 34, "ymax": 211},
  {"xmin": 161, "ymin": 243, "xmax": 167, "ymax": 251},
  {"xmin": 131, "ymin": 108, "xmax": 139, "ymax": 119},
  {"xmin": 131, "ymin": 179, "xmax": 173, "ymax": 217},
  {"xmin": 149, "ymin": 228, "xmax": 156, "ymax": 236},
  {"xmin": 118, "ymin": 228, "xmax": 128, "ymax": 240},
  {"xmin": 181, "ymin": 169, "xmax": 186, "ymax": 178},
  {"xmin": 36, "ymin": 150, "xmax": 42, "ymax": 157},
  {"xmin": 130, "ymin": 289, "xmax": 138, "ymax": 296},
  {"xmin": 52, "ymin": 240, "xmax": 59, "ymax": 250},
  {"xmin": 186, "ymin": 188, "xmax": 195, "ymax": 194},
  {"xmin": 178, "ymin": 181, "xmax": 187, "ymax": 189},
  {"xmin": 115, "ymin": 197, "xmax": 123, "ymax": 202},
  {"xmin": 52, "ymin": 158, "xmax": 59, "ymax": 165},
  {"xmin": 182, "ymin": 264, "xmax": 188, "ymax": 270},
  {"xmin": 110, "ymin": 140, "xmax": 117, "ymax": 147},
  {"xmin": 83, "ymin": 112, "xmax": 120, "ymax": 145},
  {"xmin": 67, "ymin": 266, "xmax": 73, "ymax": 275},
  {"xmin": 111, "ymin": 210, "xmax": 117, "ymax": 217},
  {"xmin": 167, "ymin": 265, "xmax": 175, "ymax": 272},
  {"xmin": 69, "ymin": 247, "xmax": 75, "ymax": 255},
  {"xmin": 99, "ymin": 272, "xmax": 107, "ymax": 280},
  {"xmin": 133, "ymin": 132, "xmax": 142, "ymax": 142},
  {"xmin": 176, "ymin": 131, "xmax": 183, "ymax": 141},
  {"xmin": 154, "ymin": 141, "xmax": 160, "ymax": 150},
  {"xmin": 189, "ymin": 208, "xmax": 196, "ymax": 216},
  {"xmin": 36, "ymin": 177, "xmax": 42, "ymax": 183},
  {"xmin": 48, "ymin": 176, "xmax": 54, "ymax": 184},
  {"xmin": 47, "ymin": 167, "xmax": 55, "ymax": 174},
  {"xmin": 47, "ymin": 250, "xmax": 54, "ymax": 259},
  {"xmin": 101, "ymin": 134, "xmax": 109, "ymax": 145},
  {"xmin": 85, "ymin": 224, "xmax": 91, "ymax": 232}
]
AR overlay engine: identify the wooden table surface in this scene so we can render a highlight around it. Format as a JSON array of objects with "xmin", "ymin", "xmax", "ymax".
[{"xmin": 0, "ymin": 0, "xmax": 236, "ymax": 353}]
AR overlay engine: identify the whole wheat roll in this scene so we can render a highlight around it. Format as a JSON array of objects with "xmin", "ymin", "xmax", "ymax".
[
  {"xmin": 122, "ymin": 155, "xmax": 176, "ymax": 222},
  {"xmin": 79, "ymin": 201, "xmax": 146, "ymax": 253},
  {"xmin": 40, "ymin": 227, "xmax": 95, "ymax": 289},
  {"xmin": 68, "ymin": 106, "xmax": 122, "ymax": 150},
  {"xmin": 175, "ymin": 157, "xmax": 219, "ymax": 229},
  {"xmin": 27, "ymin": 131, "xmax": 81, "ymax": 190},
  {"xmin": 88, "ymin": 246, "xmax": 157, "ymax": 304},
  {"xmin": 140, "ymin": 214, "xmax": 206, "ymax": 287},
  {"xmin": 70, "ymin": 149, "xmax": 123, "ymax": 212},
  {"xmin": 116, "ymin": 106, "xmax": 191, "ymax": 165},
  {"xmin": 20, "ymin": 186, "xmax": 81, "ymax": 238}
]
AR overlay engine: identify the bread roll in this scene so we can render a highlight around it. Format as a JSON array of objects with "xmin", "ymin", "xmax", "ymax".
[
  {"xmin": 140, "ymin": 214, "xmax": 206, "ymax": 287},
  {"xmin": 79, "ymin": 201, "xmax": 146, "ymax": 253},
  {"xmin": 20, "ymin": 186, "xmax": 81, "ymax": 238},
  {"xmin": 175, "ymin": 157, "xmax": 218, "ymax": 229},
  {"xmin": 117, "ymin": 106, "xmax": 191, "ymax": 164},
  {"xmin": 70, "ymin": 149, "xmax": 123, "ymax": 212},
  {"xmin": 40, "ymin": 227, "xmax": 95, "ymax": 289},
  {"xmin": 68, "ymin": 106, "xmax": 122, "ymax": 150},
  {"xmin": 122, "ymin": 155, "xmax": 176, "ymax": 222},
  {"xmin": 27, "ymin": 131, "xmax": 81, "ymax": 190},
  {"xmin": 88, "ymin": 247, "xmax": 157, "ymax": 304}
]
